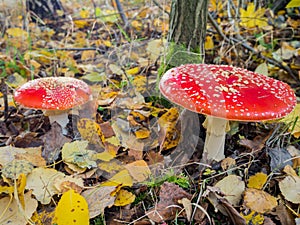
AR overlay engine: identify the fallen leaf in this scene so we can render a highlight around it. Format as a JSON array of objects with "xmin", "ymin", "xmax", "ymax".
[
  {"xmin": 215, "ymin": 174, "xmax": 245, "ymax": 206},
  {"xmin": 268, "ymin": 146, "xmax": 293, "ymax": 171},
  {"xmin": 41, "ymin": 122, "xmax": 71, "ymax": 163},
  {"xmin": 61, "ymin": 140, "xmax": 97, "ymax": 169},
  {"xmin": 280, "ymin": 103, "xmax": 300, "ymax": 138},
  {"xmin": 101, "ymin": 169, "xmax": 133, "ymax": 187},
  {"xmin": 158, "ymin": 107, "xmax": 180, "ymax": 151},
  {"xmin": 247, "ymin": 172, "xmax": 268, "ymax": 189},
  {"xmin": 239, "ymin": 3, "xmax": 268, "ymax": 28},
  {"xmin": 77, "ymin": 118, "xmax": 105, "ymax": 145},
  {"xmin": 147, "ymin": 182, "xmax": 192, "ymax": 223},
  {"xmin": 114, "ymin": 189, "xmax": 136, "ymax": 206},
  {"xmin": 204, "ymin": 186, "xmax": 246, "ymax": 225},
  {"xmin": 125, "ymin": 160, "xmax": 151, "ymax": 182},
  {"xmin": 82, "ymin": 186, "xmax": 116, "ymax": 218},
  {"xmin": 241, "ymin": 211, "xmax": 264, "ymax": 225},
  {"xmin": 0, "ymin": 191, "xmax": 38, "ymax": 225},
  {"xmin": 243, "ymin": 188, "xmax": 278, "ymax": 213},
  {"xmin": 26, "ymin": 167, "xmax": 65, "ymax": 204},
  {"xmin": 279, "ymin": 175, "xmax": 300, "ymax": 203},
  {"xmin": 53, "ymin": 189, "xmax": 89, "ymax": 225},
  {"xmin": 1, "ymin": 159, "xmax": 33, "ymax": 179}
]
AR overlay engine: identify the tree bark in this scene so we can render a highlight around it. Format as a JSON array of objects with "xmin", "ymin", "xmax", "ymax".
[
  {"xmin": 166, "ymin": 0, "xmax": 208, "ymax": 65},
  {"xmin": 26, "ymin": 0, "xmax": 64, "ymax": 21}
]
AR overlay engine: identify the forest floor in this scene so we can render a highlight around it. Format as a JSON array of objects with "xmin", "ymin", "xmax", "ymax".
[{"xmin": 0, "ymin": 0, "xmax": 300, "ymax": 224}]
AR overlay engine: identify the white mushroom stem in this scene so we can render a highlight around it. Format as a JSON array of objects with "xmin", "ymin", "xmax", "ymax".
[
  {"xmin": 203, "ymin": 116, "xmax": 229, "ymax": 162},
  {"xmin": 44, "ymin": 110, "xmax": 69, "ymax": 134}
]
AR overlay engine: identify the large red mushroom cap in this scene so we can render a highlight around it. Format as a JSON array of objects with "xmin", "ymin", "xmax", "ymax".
[
  {"xmin": 14, "ymin": 77, "xmax": 92, "ymax": 110},
  {"xmin": 159, "ymin": 64, "xmax": 296, "ymax": 121}
]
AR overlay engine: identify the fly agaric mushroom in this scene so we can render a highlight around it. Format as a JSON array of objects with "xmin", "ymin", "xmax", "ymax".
[
  {"xmin": 159, "ymin": 64, "xmax": 296, "ymax": 162},
  {"xmin": 14, "ymin": 77, "xmax": 92, "ymax": 133}
]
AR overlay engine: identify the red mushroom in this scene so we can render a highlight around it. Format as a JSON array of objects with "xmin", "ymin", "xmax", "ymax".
[
  {"xmin": 14, "ymin": 77, "xmax": 92, "ymax": 133},
  {"xmin": 159, "ymin": 64, "xmax": 296, "ymax": 162}
]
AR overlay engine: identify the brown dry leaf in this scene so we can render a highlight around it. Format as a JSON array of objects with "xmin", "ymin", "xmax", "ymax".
[
  {"xmin": 53, "ymin": 176, "xmax": 84, "ymax": 194},
  {"xmin": 203, "ymin": 186, "xmax": 246, "ymax": 225},
  {"xmin": 26, "ymin": 167, "xmax": 65, "ymax": 204},
  {"xmin": 243, "ymin": 188, "xmax": 278, "ymax": 213},
  {"xmin": 239, "ymin": 135, "xmax": 266, "ymax": 152},
  {"xmin": 125, "ymin": 160, "xmax": 151, "ymax": 182},
  {"xmin": 286, "ymin": 145, "xmax": 300, "ymax": 169},
  {"xmin": 215, "ymin": 174, "xmax": 245, "ymax": 206},
  {"xmin": 114, "ymin": 189, "xmax": 136, "ymax": 206},
  {"xmin": 269, "ymin": 203, "xmax": 296, "ymax": 225},
  {"xmin": 158, "ymin": 107, "xmax": 180, "ymax": 151},
  {"xmin": 247, "ymin": 172, "xmax": 268, "ymax": 189},
  {"xmin": 0, "ymin": 146, "xmax": 46, "ymax": 168},
  {"xmin": 279, "ymin": 175, "xmax": 300, "ymax": 204},
  {"xmin": 0, "ymin": 191, "xmax": 38, "ymax": 225},
  {"xmin": 146, "ymin": 182, "xmax": 192, "ymax": 223},
  {"xmin": 41, "ymin": 122, "xmax": 71, "ymax": 163},
  {"xmin": 82, "ymin": 186, "xmax": 116, "ymax": 218},
  {"xmin": 221, "ymin": 157, "xmax": 236, "ymax": 170}
]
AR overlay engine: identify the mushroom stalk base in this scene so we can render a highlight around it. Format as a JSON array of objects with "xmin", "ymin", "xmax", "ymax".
[
  {"xmin": 203, "ymin": 116, "xmax": 228, "ymax": 162},
  {"xmin": 44, "ymin": 110, "xmax": 69, "ymax": 134}
]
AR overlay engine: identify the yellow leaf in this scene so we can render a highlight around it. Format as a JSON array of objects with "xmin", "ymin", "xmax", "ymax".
[
  {"xmin": 247, "ymin": 172, "xmax": 268, "ymax": 189},
  {"xmin": 126, "ymin": 67, "xmax": 139, "ymax": 75},
  {"xmin": 54, "ymin": 189, "xmax": 89, "ymax": 225},
  {"xmin": 94, "ymin": 151, "xmax": 115, "ymax": 162},
  {"xmin": 77, "ymin": 118, "xmax": 105, "ymax": 145},
  {"xmin": 134, "ymin": 127, "xmax": 150, "ymax": 139},
  {"xmin": 101, "ymin": 169, "xmax": 133, "ymax": 187},
  {"xmin": 98, "ymin": 159, "xmax": 124, "ymax": 173},
  {"xmin": 239, "ymin": 3, "xmax": 268, "ymax": 28},
  {"xmin": 280, "ymin": 103, "xmax": 300, "ymax": 138},
  {"xmin": 286, "ymin": 0, "xmax": 300, "ymax": 8},
  {"xmin": 114, "ymin": 189, "xmax": 136, "ymax": 206},
  {"xmin": 158, "ymin": 107, "xmax": 180, "ymax": 150},
  {"xmin": 6, "ymin": 27, "xmax": 28, "ymax": 38},
  {"xmin": 132, "ymin": 75, "xmax": 147, "ymax": 93},
  {"xmin": 79, "ymin": 9, "xmax": 89, "ymax": 18},
  {"xmin": 125, "ymin": 160, "xmax": 151, "ymax": 182},
  {"xmin": 205, "ymin": 36, "xmax": 214, "ymax": 50},
  {"xmin": 81, "ymin": 50, "xmax": 95, "ymax": 61},
  {"xmin": 242, "ymin": 211, "xmax": 264, "ymax": 225}
]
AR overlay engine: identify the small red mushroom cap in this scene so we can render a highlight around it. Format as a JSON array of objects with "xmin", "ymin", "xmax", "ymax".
[
  {"xmin": 14, "ymin": 77, "xmax": 92, "ymax": 110},
  {"xmin": 159, "ymin": 64, "xmax": 296, "ymax": 121}
]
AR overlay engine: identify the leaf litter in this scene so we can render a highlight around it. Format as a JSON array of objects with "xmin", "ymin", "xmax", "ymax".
[{"xmin": 0, "ymin": 0, "xmax": 299, "ymax": 224}]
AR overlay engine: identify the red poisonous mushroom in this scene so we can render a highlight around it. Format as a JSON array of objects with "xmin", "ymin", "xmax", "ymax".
[
  {"xmin": 159, "ymin": 64, "xmax": 296, "ymax": 162},
  {"xmin": 14, "ymin": 77, "xmax": 92, "ymax": 133}
]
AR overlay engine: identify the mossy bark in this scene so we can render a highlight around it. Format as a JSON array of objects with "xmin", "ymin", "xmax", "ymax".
[{"xmin": 165, "ymin": 0, "xmax": 209, "ymax": 68}]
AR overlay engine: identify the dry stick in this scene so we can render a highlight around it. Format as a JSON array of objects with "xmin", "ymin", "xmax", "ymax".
[
  {"xmin": 0, "ymin": 79, "xmax": 8, "ymax": 121},
  {"xmin": 152, "ymin": 0, "xmax": 170, "ymax": 15},
  {"xmin": 207, "ymin": 12, "xmax": 300, "ymax": 84},
  {"xmin": 114, "ymin": 0, "xmax": 128, "ymax": 26}
]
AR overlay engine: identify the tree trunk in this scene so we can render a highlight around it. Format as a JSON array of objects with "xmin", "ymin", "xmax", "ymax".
[
  {"xmin": 26, "ymin": 0, "xmax": 64, "ymax": 21},
  {"xmin": 166, "ymin": 0, "xmax": 208, "ymax": 66}
]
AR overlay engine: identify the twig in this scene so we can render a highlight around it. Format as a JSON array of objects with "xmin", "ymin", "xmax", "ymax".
[
  {"xmin": 152, "ymin": 0, "xmax": 170, "ymax": 15},
  {"xmin": 114, "ymin": 0, "xmax": 128, "ymax": 26},
  {"xmin": 0, "ymin": 79, "xmax": 8, "ymax": 121},
  {"xmin": 207, "ymin": 12, "xmax": 300, "ymax": 84}
]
